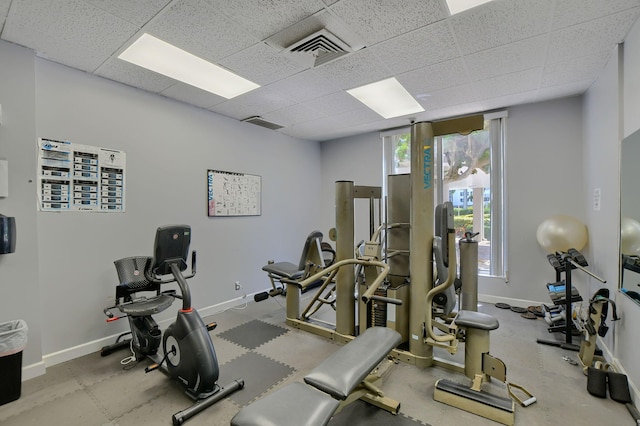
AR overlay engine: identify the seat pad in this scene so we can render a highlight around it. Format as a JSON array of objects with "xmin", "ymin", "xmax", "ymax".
[
  {"xmin": 454, "ymin": 310, "xmax": 499, "ymax": 331},
  {"xmin": 262, "ymin": 261, "xmax": 304, "ymax": 280},
  {"xmin": 304, "ymin": 327, "xmax": 401, "ymax": 400}
]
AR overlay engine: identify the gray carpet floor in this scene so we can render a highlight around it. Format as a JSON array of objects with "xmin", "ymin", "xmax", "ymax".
[{"xmin": 0, "ymin": 290, "xmax": 635, "ymax": 425}]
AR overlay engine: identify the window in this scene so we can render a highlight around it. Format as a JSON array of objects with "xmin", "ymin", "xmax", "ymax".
[{"xmin": 382, "ymin": 113, "xmax": 507, "ymax": 277}]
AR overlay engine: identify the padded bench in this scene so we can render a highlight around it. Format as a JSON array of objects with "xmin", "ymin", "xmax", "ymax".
[{"xmin": 231, "ymin": 327, "xmax": 402, "ymax": 426}]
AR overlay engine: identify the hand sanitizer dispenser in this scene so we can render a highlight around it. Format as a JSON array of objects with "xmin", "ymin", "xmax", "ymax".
[{"xmin": 0, "ymin": 215, "xmax": 16, "ymax": 254}]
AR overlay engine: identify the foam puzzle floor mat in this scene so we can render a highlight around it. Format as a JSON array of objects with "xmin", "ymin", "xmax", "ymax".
[{"xmin": 217, "ymin": 319, "xmax": 289, "ymax": 349}]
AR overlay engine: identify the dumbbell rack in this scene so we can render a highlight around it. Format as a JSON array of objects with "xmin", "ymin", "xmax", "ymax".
[{"xmin": 537, "ymin": 249, "xmax": 603, "ymax": 351}]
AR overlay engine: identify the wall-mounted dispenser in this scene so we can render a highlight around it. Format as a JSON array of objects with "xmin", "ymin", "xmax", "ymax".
[{"xmin": 0, "ymin": 214, "xmax": 16, "ymax": 254}]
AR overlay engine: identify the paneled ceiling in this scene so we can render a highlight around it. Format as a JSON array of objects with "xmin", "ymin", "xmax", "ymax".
[{"xmin": 1, "ymin": 0, "xmax": 639, "ymax": 141}]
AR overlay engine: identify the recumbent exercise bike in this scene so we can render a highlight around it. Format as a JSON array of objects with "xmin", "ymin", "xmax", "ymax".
[{"xmin": 101, "ymin": 225, "xmax": 243, "ymax": 425}]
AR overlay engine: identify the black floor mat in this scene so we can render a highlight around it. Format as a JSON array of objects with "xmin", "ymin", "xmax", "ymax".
[
  {"xmin": 218, "ymin": 319, "xmax": 289, "ymax": 349},
  {"xmin": 218, "ymin": 351, "xmax": 295, "ymax": 406}
]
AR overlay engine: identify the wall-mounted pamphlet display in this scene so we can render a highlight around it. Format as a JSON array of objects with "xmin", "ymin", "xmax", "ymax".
[
  {"xmin": 37, "ymin": 138, "xmax": 126, "ymax": 212},
  {"xmin": 207, "ymin": 169, "xmax": 261, "ymax": 217}
]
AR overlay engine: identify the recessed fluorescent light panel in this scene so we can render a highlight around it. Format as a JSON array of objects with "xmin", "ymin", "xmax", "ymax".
[
  {"xmin": 347, "ymin": 78, "xmax": 424, "ymax": 119},
  {"xmin": 446, "ymin": 0, "xmax": 493, "ymax": 15},
  {"xmin": 118, "ymin": 33, "xmax": 259, "ymax": 99}
]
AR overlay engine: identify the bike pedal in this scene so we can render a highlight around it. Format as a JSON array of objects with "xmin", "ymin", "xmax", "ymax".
[
  {"xmin": 206, "ymin": 322, "xmax": 217, "ymax": 331},
  {"xmin": 145, "ymin": 363, "xmax": 160, "ymax": 373}
]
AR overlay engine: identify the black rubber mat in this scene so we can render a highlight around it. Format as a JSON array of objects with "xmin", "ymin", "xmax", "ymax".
[
  {"xmin": 218, "ymin": 319, "xmax": 289, "ymax": 350},
  {"xmin": 330, "ymin": 400, "xmax": 428, "ymax": 425},
  {"xmin": 218, "ymin": 351, "xmax": 295, "ymax": 406}
]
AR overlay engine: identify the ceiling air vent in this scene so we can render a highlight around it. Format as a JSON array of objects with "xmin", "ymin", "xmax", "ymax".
[
  {"xmin": 285, "ymin": 29, "xmax": 353, "ymax": 67},
  {"xmin": 241, "ymin": 116, "xmax": 283, "ymax": 130}
]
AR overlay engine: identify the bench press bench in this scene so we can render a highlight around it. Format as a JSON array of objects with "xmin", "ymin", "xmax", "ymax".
[{"xmin": 231, "ymin": 327, "xmax": 402, "ymax": 426}]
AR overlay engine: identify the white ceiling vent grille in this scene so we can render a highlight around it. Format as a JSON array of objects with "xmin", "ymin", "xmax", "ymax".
[
  {"xmin": 241, "ymin": 116, "xmax": 283, "ymax": 130},
  {"xmin": 285, "ymin": 29, "xmax": 354, "ymax": 67}
]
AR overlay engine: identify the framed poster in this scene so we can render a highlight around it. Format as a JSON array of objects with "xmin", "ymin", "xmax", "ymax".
[
  {"xmin": 37, "ymin": 137, "xmax": 126, "ymax": 212},
  {"xmin": 207, "ymin": 169, "xmax": 261, "ymax": 217}
]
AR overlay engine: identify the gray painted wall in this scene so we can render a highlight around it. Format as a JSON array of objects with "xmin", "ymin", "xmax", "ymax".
[
  {"xmin": 0, "ymin": 40, "xmax": 323, "ymax": 375},
  {"xmin": 0, "ymin": 41, "xmax": 42, "ymax": 370},
  {"xmin": 503, "ymin": 97, "xmax": 587, "ymax": 302},
  {"xmin": 583, "ymin": 13, "xmax": 640, "ymax": 398},
  {"xmin": 319, "ymin": 131, "xmax": 383, "ymax": 245}
]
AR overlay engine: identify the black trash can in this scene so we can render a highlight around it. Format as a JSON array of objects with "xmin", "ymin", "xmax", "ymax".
[{"xmin": 0, "ymin": 320, "xmax": 28, "ymax": 406}]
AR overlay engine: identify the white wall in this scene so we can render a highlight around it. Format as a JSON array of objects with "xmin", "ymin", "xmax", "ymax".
[
  {"xmin": 583, "ymin": 14, "xmax": 640, "ymax": 398},
  {"xmin": 0, "ymin": 40, "xmax": 42, "ymax": 373},
  {"xmin": 582, "ymin": 45, "xmax": 621, "ymax": 358},
  {"xmin": 0, "ymin": 40, "xmax": 323, "ymax": 375}
]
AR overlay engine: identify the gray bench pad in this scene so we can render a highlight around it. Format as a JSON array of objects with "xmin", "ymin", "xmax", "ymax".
[
  {"xmin": 230, "ymin": 382, "xmax": 339, "ymax": 426},
  {"xmin": 262, "ymin": 261, "xmax": 304, "ymax": 280},
  {"xmin": 454, "ymin": 310, "xmax": 499, "ymax": 331},
  {"xmin": 304, "ymin": 327, "xmax": 402, "ymax": 400}
]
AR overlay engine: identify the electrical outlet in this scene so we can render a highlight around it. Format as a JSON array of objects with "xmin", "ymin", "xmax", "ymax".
[{"xmin": 235, "ymin": 281, "xmax": 241, "ymax": 291}]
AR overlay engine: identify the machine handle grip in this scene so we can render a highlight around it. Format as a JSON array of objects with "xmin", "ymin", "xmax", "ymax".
[{"xmin": 364, "ymin": 295, "xmax": 403, "ymax": 305}]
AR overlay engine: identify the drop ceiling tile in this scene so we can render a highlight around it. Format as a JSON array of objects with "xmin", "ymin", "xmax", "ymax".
[
  {"xmin": 541, "ymin": 51, "xmax": 610, "ymax": 88},
  {"xmin": 95, "ymin": 57, "xmax": 175, "ymax": 92},
  {"xmin": 218, "ymin": 43, "xmax": 306, "ymax": 86},
  {"xmin": 451, "ymin": 0, "xmax": 554, "ymax": 55},
  {"xmin": 262, "ymin": 103, "xmax": 323, "ymax": 127},
  {"xmin": 546, "ymin": 9, "xmax": 640, "ymax": 64},
  {"xmin": 476, "ymin": 90, "xmax": 538, "ymax": 111},
  {"xmin": 160, "ymin": 82, "xmax": 227, "ymax": 109},
  {"xmin": 0, "ymin": 0, "xmax": 10, "ymax": 31},
  {"xmin": 552, "ymin": 0, "xmax": 640, "ymax": 30},
  {"xmin": 207, "ymin": 0, "xmax": 325, "ymax": 40},
  {"xmin": 420, "ymin": 103, "xmax": 484, "ymax": 124},
  {"xmin": 474, "ymin": 68, "xmax": 541, "ymax": 101},
  {"xmin": 398, "ymin": 58, "xmax": 470, "ymax": 96},
  {"xmin": 419, "ymin": 83, "xmax": 479, "ymax": 111},
  {"xmin": 328, "ymin": 0, "xmax": 446, "ymax": 45},
  {"xmin": 143, "ymin": 0, "xmax": 258, "ymax": 63},
  {"xmin": 327, "ymin": 106, "xmax": 382, "ymax": 127},
  {"xmin": 211, "ymin": 86, "xmax": 297, "ymax": 120},
  {"xmin": 368, "ymin": 20, "xmax": 460, "ymax": 75},
  {"xmin": 536, "ymin": 80, "xmax": 592, "ymax": 102},
  {"xmin": 83, "ymin": 0, "xmax": 170, "ymax": 27},
  {"xmin": 208, "ymin": 100, "xmax": 256, "ymax": 121},
  {"xmin": 278, "ymin": 116, "xmax": 349, "ymax": 141},
  {"xmin": 301, "ymin": 91, "xmax": 364, "ymax": 116},
  {"xmin": 464, "ymin": 35, "xmax": 548, "ymax": 82},
  {"xmin": 2, "ymin": 0, "xmax": 138, "ymax": 72},
  {"xmin": 312, "ymin": 48, "xmax": 392, "ymax": 90},
  {"xmin": 265, "ymin": 69, "xmax": 341, "ymax": 103}
]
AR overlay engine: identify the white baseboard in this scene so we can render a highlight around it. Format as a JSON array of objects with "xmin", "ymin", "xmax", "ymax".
[
  {"xmin": 21, "ymin": 295, "xmax": 256, "ymax": 381},
  {"xmin": 22, "ymin": 361, "xmax": 46, "ymax": 381}
]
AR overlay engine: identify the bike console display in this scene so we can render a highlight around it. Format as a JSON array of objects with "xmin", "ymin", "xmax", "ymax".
[{"xmin": 151, "ymin": 225, "xmax": 191, "ymax": 275}]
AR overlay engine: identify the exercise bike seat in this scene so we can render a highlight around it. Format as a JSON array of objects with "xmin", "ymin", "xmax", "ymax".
[
  {"xmin": 113, "ymin": 256, "xmax": 176, "ymax": 316},
  {"xmin": 118, "ymin": 294, "xmax": 175, "ymax": 316}
]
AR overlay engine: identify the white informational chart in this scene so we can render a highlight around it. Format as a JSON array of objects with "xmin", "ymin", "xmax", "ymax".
[
  {"xmin": 37, "ymin": 138, "xmax": 126, "ymax": 212},
  {"xmin": 207, "ymin": 169, "xmax": 261, "ymax": 217}
]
